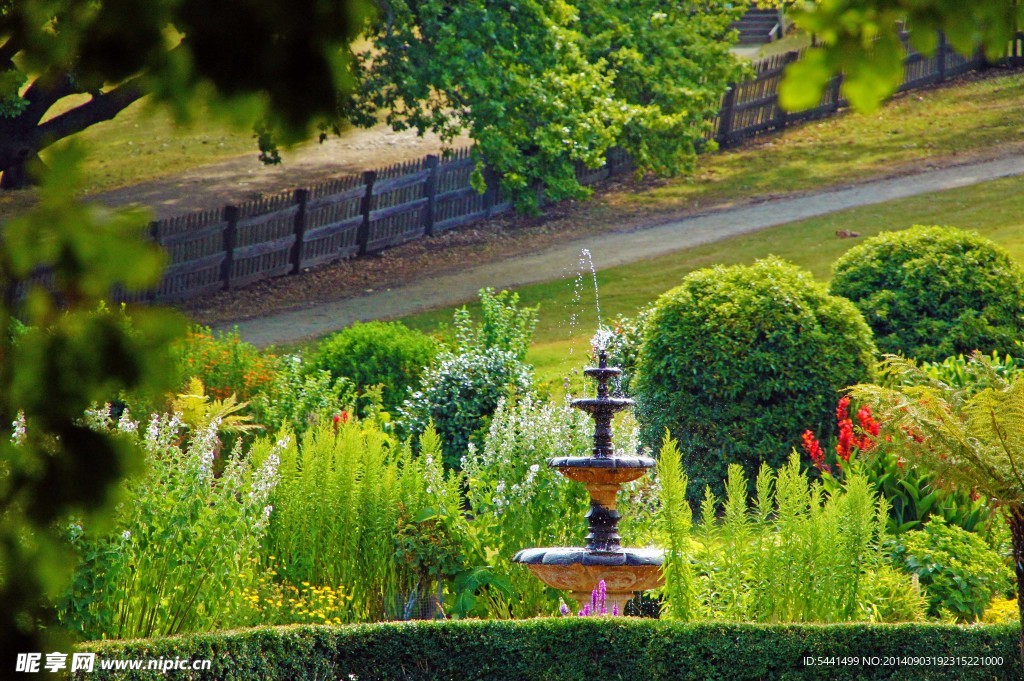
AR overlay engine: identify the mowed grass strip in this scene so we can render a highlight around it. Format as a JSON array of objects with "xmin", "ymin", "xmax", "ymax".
[
  {"xmin": 606, "ymin": 70, "xmax": 1024, "ymax": 214},
  {"xmin": 397, "ymin": 174, "xmax": 1024, "ymax": 395}
]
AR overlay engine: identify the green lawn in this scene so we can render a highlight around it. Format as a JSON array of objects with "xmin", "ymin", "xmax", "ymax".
[
  {"xmin": 397, "ymin": 174, "xmax": 1024, "ymax": 396},
  {"xmin": 608, "ymin": 70, "xmax": 1024, "ymax": 214}
]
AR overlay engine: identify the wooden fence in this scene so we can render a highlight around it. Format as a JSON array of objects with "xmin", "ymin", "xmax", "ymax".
[
  {"xmin": 46, "ymin": 34, "xmax": 1014, "ymax": 303},
  {"xmin": 710, "ymin": 33, "xmax": 990, "ymax": 148}
]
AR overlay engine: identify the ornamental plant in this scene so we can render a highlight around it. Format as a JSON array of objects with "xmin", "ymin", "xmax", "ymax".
[
  {"xmin": 849, "ymin": 354, "xmax": 1024, "ymax": 656},
  {"xmin": 311, "ymin": 321, "xmax": 438, "ymax": 415},
  {"xmin": 634, "ymin": 257, "xmax": 876, "ymax": 501},
  {"xmin": 58, "ymin": 413, "xmax": 281, "ymax": 640},
  {"xmin": 889, "ymin": 517, "xmax": 1014, "ymax": 622},
  {"xmin": 250, "ymin": 354, "xmax": 357, "ymax": 437},
  {"xmin": 462, "ymin": 395, "xmax": 657, "ymax": 618},
  {"xmin": 801, "ymin": 398, "xmax": 989, "ymax": 535},
  {"xmin": 667, "ymin": 453, "xmax": 924, "ymax": 623},
  {"xmin": 171, "ymin": 326, "xmax": 277, "ymax": 402},
  {"xmin": 254, "ymin": 421, "xmax": 469, "ymax": 622},
  {"xmin": 830, "ymin": 226, "xmax": 1024, "ymax": 363},
  {"xmin": 400, "ymin": 288, "xmax": 538, "ymax": 468}
]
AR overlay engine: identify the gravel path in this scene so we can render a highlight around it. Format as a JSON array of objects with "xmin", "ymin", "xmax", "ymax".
[{"xmin": 217, "ymin": 155, "xmax": 1024, "ymax": 348}]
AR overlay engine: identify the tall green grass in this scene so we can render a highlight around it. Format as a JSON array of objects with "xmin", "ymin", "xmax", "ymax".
[
  {"xmin": 658, "ymin": 451, "xmax": 926, "ymax": 623},
  {"xmin": 253, "ymin": 422, "xmax": 464, "ymax": 622}
]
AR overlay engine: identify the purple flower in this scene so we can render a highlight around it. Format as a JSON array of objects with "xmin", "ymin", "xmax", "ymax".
[
  {"xmin": 612, "ymin": 604, "xmax": 619, "ymax": 617},
  {"xmin": 559, "ymin": 601, "xmax": 570, "ymax": 616}
]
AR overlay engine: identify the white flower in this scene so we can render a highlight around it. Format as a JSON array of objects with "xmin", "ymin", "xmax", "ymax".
[
  {"xmin": 121, "ymin": 530, "xmax": 131, "ymax": 540},
  {"xmin": 11, "ymin": 411, "xmax": 26, "ymax": 445},
  {"xmin": 116, "ymin": 410, "xmax": 139, "ymax": 434}
]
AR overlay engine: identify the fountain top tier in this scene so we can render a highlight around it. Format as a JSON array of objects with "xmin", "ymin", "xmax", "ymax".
[{"xmin": 562, "ymin": 350, "xmax": 654, "ymax": 466}]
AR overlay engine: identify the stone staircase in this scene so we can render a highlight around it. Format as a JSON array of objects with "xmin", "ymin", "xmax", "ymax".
[{"xmin": 732, "ymin": 7, "xmax": 784, "ymax": 45}]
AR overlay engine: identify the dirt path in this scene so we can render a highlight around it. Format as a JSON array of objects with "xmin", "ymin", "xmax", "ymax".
[{"xmin": 214, "ymin": 155, "xmax": 1024, "ymax": 348}]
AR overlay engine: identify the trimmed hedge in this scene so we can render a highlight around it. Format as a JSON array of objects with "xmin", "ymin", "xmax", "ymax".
[
  {"xmin": 633, "ymin": 258, "xmax": 876, "ymax": 500},
  {"xmin": 75, "ymin": 619, "xmax": 1020, "ymax": 680},
  {"xmin": 829, "ymin": 226, "xmax": 1024, "ymax": 364}
]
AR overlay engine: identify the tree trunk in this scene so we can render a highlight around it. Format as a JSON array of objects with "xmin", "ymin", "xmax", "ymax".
[
  {"xmin": 1008, "ymin": 505, "xmax": 1024, "ymax": 667},
  {"xmin": 0, "ymin": 154, "xmax": 40, "ymax": 190}
]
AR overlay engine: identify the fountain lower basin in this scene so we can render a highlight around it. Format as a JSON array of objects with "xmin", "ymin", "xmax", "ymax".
[{"xmin": 513, "ymin": 546, "xmax": 663, "ymax": 614}]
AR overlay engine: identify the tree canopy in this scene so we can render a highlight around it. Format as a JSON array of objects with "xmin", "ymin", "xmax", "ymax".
[
  {"xmin": 780, "ymin": 0, "xmax": 1022, "ymax": 112},
  {"xmin": 0, "ymin": 0, "xmax": 370, "ymax": 187},
  {"xmin": 2, "ymin": 0, "xmax": 746, "ymax": 205},
  {"xmin": 357, "ymin": 0, "xmax": 745, "ymax": 209},
  {"xmin": 1, "ymin": 0, "xmax": 369, "ymax": 663}
]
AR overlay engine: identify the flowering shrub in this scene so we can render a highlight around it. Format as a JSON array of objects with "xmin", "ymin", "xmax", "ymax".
[
  {"xmin": 172, "ymin": 326, "xmax": 277, "ymax": 401},
  {"xmin": 462, "ymin": 396, "xmax": 657, "ymax": 618},
  {"xmin": 58, "ymin": 413, "xmax": 282, "ymax": 640},
  {"xmin": 600, "ymin": 310, "xmax": 651, "ymax": 396},
  {"xmin": 400, "ymin": 348, "xmax": 533, "ymax": 468},
  {"xmin": 233, "ymin": 556, "xmax": 354, "ymax": 626},
  {"xmin": 802, "ymin": 398, "xmax": 989, "ymax": 535},
  {"xmin": 250, "ymin": 354, "xmax": 357, "ymax": 436}
]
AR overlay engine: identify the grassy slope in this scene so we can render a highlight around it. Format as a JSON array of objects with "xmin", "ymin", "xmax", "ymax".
[
  {"xmin": 399, "ymin": 174, "xmax": 1024, "ymax": 395},
  {"xmin": 613, "ymin": 70, "xmax": 1024, "ymax": 214}
]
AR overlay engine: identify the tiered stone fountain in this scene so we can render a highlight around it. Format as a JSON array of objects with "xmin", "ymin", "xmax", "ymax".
[{"xmin": 513, "ymin": 350, "xmax": 663, "ymax": 614}]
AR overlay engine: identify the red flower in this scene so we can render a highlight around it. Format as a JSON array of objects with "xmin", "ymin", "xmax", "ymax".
[
  {"xmin": 801, "ymin": 430, "xmax": 825, "ymax": 468},
  {"xmin": 836, "ymin": 417, "xmax": 855, "ymax": 462},
  {"xmin": 836, "ymin": 396, "xmax": 851, "ymax": 423},
  {"xmin": 856, "ymin": 405, "xmax": 880, "ymax": 436}
]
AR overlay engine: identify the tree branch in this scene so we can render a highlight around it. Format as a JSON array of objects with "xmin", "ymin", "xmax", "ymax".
[
  {"xmin": 0, "ymin": 35, "xmax": 20, "ymax": 69},
  {"xmin": 19, "ymin": 70, "xmax": 85, "ymax": 126},
  {"xmin": 35, "ymin": 77, "xmax": 145, "ymax": 146}
]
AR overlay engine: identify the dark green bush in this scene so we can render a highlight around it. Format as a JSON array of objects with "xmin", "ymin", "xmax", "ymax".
[
  {"xmin": 311, "ymin": 321, "xmax": 438, "ymax": 414},
  {"xmin": 634, "ymin": 257, "xmax": 875, "ymax": 500},
  {"xmin": 399, "ymin": 349, "xmax": 532, "ymax": 469},
  {"xmin": 76, "ymin": 619, "xmax": 1020, "ymax": 680},
  {"xmin": 889, "ymin": 517, "xmax": 1015, "ymax": 622},
  {"xmin": 399, "ymin": 288, "xmax": 537, "ymax": 468},
  {"xmin": 829, "ymin": 226, "xmax": 1024, "ymax": 364}
]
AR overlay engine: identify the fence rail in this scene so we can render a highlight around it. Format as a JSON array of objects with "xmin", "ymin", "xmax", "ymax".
[{"xmin": 48, "ymin": 33, "xmax": 1019, "ymax": 304}]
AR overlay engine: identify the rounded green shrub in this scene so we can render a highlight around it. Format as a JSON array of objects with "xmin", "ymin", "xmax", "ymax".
[
  {"xmin": 889, "ymin": 517, "xmax": 1014, "ymax": 622},
  {"xmin": 312, "ymin": 321, "xmax": 438, "ymax": 413},
  {"xmin": 829, "ymin": 225, "xmax": 1024, "ymax": 363},
  {"xmin": 399, "ymin": 348, "xmax": 532, "ymax": 469},
  {"xmin": 633, "ymin": 257, "xmax": 876, "ymax": 500}
]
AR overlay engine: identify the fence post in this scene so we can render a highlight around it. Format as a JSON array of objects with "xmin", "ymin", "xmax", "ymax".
[
  {"xmin": 937, "ymin": 32, "xmax": 947, "ymax": 82},
  {"xmin": 290, "ymin": 189, "xmax": 309, "ymax": 274},
  {"xmin": 221, "ymin": 205, "xmax": 239, "ymax": 291},
  {"xmin": 484, "ymin": 166, "xmax": 500, "ymax": 217},
  {"xmin": 716, "ymin": 85, "xmax": 737, "ymax": 149},
  {"xmin": 829, "ymin": 73, "xmax": 844, "ymax": 113},
  {"xmin": 774, "ymin": 52, "xmax": 800, "ymax": 131},
  {"xmin": 147, "ymin": 221, "xmax": 161, "ymax": 302},
  {"xmin": 424, "ymin": 155, "xmax": 439, "ymax": 237},
  {"xmin": 357, "ymin": 170, "xmax": 376, "ymax": 256}
]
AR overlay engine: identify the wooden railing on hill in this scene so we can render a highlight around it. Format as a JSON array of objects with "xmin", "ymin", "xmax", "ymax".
[{"xmin": 27, "ymin": 34, "xmax": 1019, "ymax": 304}]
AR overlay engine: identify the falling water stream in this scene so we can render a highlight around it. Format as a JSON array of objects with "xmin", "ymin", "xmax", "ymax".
[{"xmin": 566, "ymin": 248, "xmax": 618, "ymax": 396}]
